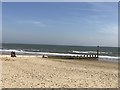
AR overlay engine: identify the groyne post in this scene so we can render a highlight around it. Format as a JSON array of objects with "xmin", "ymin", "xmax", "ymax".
[{"xmin": 97, "ymin": 46, "xmax": 99, "ymax": 58}]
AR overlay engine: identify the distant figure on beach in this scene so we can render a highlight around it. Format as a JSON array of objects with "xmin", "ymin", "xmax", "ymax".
[
  {"xmin": 42, "ymin": 55, "xmax": 48, "ymax": 58},
  {"xmin": 11, "ymin": 51, "xmax": 16, "ymax": 57},
  {"xmin": 42, "ymin": 55, "xmax": 45, "ymax": 58}
]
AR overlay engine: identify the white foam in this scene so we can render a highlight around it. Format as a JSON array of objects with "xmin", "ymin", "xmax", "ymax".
[
  {"xmin": 0, "ymin": 49, "xmax": 24, "ymax": 53},
  {"xmin": 99, "ymin": 56, "xmax": 118, "ymax": 60},
  {"xmin": 72, "ymin": 51, "xmax": 88, "ymax": 53},
  {"xmin": 72, "ymin": 50, "xmax": 109, "ymax": 54},
  {"xmin": 98, "ymin": 56, "xmax": 119, "ymax": 62}
]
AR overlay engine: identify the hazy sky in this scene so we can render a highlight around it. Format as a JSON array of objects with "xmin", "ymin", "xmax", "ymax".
[{"xmin": 2, "ymin": 2, "xmax": 118, "ymax": 46}]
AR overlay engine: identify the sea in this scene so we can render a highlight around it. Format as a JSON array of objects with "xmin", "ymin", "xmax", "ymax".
[{"xmin": 0, "ymin": 43, "xmax": 119, "ymax": 62}]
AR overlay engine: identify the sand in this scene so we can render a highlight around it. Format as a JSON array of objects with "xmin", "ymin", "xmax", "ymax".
[{"xmin": 0, "ymin": 55, "xmax": 118, "ymax": 88}]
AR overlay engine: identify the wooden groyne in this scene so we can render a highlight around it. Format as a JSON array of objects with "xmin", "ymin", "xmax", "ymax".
[
  {"xmin": 48, "ymin": 46, "xmax": 99, "ymax": 60},
  {"xmin": 48, "ymin": 54, "xmax": 98, "ymax": 59}
]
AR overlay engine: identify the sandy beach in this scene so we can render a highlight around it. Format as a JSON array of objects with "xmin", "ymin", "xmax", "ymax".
[{"xmin": 1, "ymin": 55, "xmax": 118, "ymax": 88}]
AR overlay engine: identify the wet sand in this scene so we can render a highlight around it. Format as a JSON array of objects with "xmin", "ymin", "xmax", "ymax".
[{"xmin": 1, "ymin": 55, "xmax": 118, "ymax": 88}]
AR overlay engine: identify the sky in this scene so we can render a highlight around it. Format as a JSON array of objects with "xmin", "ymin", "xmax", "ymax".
[
  {"xmin": 2, "ymin": 2, "xmax": 118, "ymax": 47},
  {"xmin": 0, "ymin": 1, "xmax": 1, "ymax": 47},
  {"xmin": 2, "ymin": 0, "xmax": 120, "ymax": 2}
]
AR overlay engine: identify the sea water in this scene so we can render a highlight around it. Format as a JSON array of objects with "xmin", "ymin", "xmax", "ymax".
[{"xmin": 0, "ymin": 43, "xmax": 119, "ymax": 62}]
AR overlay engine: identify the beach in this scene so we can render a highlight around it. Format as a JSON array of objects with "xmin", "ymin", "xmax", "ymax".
[{"xmin": 1, "ymin": 55, "xmax": 118, "ymax": 88}]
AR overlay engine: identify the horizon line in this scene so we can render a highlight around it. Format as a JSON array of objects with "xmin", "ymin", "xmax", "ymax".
[{"xmin": 1, "ymin": 42, "xmax": 118, "ymax": 47}]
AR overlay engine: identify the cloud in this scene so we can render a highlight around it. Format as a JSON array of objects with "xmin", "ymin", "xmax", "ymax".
[
  {"xmin": 70, "ymin": 8, "xmax": 115, "ymax": 13},
  {"xmin": 65, "ymin": 2, "xmax": 117, "ymax": 13},
  {"xmin": 17, "ymin": 20, "xmax": 46, "ymax": 27},
  {"xmin": 90, "ymin": 2, "xmax": 117, "ymax": 8},
  {"xmin": 99, "ymin": 25, "xmax": 118, "ymax": 35},
  {"xmin": 96, "ymin": 25, "xmax": 118, "ymax": 47}
]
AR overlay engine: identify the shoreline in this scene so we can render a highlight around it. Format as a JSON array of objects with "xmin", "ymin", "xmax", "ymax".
[
  {"xmin": 1, "ymin": 54, "xmax": 43, "ymax": 57},
  {"xmin": 1, "ymin": 54, "xmax": 118, "ymax": 63}
]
